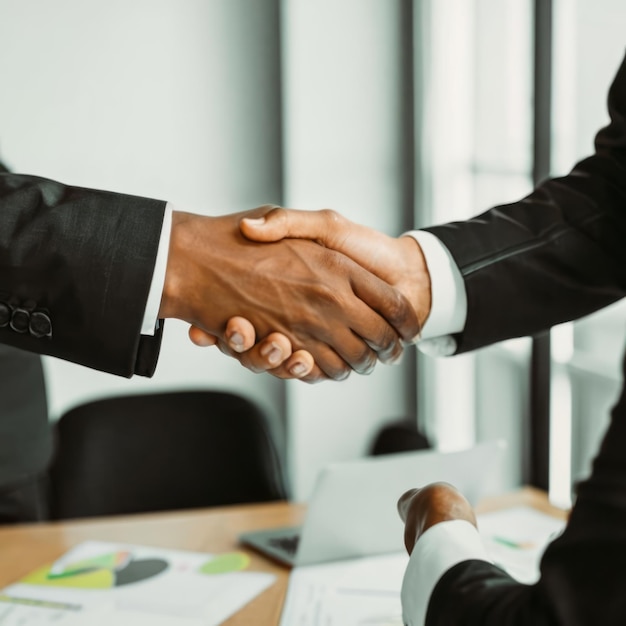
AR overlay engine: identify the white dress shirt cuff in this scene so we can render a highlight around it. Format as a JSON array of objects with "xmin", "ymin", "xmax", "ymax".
[
  {"xmin": 404, "ymin": 230, "xmax": 468, "ymax": 356},
  {"xmin": 140, "ymin": 203, "xmax": 173, "ymax": 335},
  {"xmin": 401, "ymin": 520, "xmax": 491, "ymax": 626}
]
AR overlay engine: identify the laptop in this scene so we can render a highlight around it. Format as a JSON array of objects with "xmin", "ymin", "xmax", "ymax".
[{"xmin": 239, "ymin": 440, "xmax": 506, "ymax": 567}]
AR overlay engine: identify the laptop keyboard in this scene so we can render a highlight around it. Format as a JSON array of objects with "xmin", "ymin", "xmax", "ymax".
[{"xmin": 268, "ymin": 534, "xmax": 300, "ymax": 556}]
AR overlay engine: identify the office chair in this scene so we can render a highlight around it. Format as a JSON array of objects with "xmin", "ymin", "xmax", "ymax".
[
  {"xmin": 369, "ymin": 418, "xmax": 431, "ymax": 456},
  {"xmin": 48, "ymin": 390, "xmax": 287, "ymax": 520}
]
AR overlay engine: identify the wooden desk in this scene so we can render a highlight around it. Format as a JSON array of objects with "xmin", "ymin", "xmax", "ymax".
[{"xmin": 0, "ymin": 488, "xmax": 566, "ymax": 625}]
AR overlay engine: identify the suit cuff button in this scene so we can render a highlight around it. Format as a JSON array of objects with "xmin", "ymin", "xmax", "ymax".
[
  {"xmin": 10, "ymin": 308, "xmax": 30, "ymax": 333},
  {"xmin": 0, "ymin": 302, "xmax": 10, "ymax": 327},
  {"xmin": 30, "ymin": 311, "xmax": 53, "ymax": 338}
]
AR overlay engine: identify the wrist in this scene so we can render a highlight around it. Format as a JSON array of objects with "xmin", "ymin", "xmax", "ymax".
[
  {"xmin": 398, "ymin": 235, "xmax": 432, "ymax": 333},
  {"xmin": 159, "ymin": 210, "xmax": 199, "ymax": 322}
]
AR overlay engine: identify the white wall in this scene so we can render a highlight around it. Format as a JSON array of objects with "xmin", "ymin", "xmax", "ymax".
[
  {"xmin": 1, "ymin": 0, "xmax": 416, "ymax": 501},
  {"xmin": 281, "ymin": 0, "xmax": 413, "ymax": 499},
  {"xmin": 550, "ymin": 0, "xmax": 626, "ymax": 499},
  {"xmin": 415, "ymin": 0, "xmax": 533, "ymax": 490},
  {"xmin": 417, "ymin": 0, "xmax": 626, "ymax": 497},
  {"xmin": 0, "ymin": 0, "xmax": 286, "ymax": 442}
]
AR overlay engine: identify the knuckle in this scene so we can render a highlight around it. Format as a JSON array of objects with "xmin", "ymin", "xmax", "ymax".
[
  {"xmin": 239, "ymin": 353, "xmax": 266, "ymax": 374},
  {"xmin": 384, "ymin": 290, "xmax": 408, "ymax": 325},
  {"xmin": 315, "ymin": 282, "xmax": 343, "ymax": 308},
  {"xmin": 270, "ymin": 206, "xmax": 287, "ymax": 219},
  {"xmin": 333, "ymin": 367, "xmax": 351, "ymax": 381},
  {"xmin": 319, "ymin": 208, "xmax": 341, "ymax": 224},
  {"xmin": 380, "ymin": 341, "xmax": 403, "ymax": 365},
  {"xmin": 377, "ymin": 323, "xmax": 399, "ymax": 352},
  {"xmin": 381, "ymin": 292, "xmax": 420, "ymax": 341},
  {"xmin": 353, "ymin": 347, "xmax": 377, "ymax": 375},
  {"xmin": 270, "ymin": 206, "xmax": 290, "ymax": 231},
  {"xmin": 319, "ymin": 208, "xmax": 345, "ymax": 240},
  {"xmin": 324, "ymin": 360, "xmax": 351, "ymax": 381}
]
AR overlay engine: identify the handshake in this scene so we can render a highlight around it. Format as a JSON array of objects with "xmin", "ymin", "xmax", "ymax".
[{"xmin": 159, "ymin": 205, "xmax": 432, "ymax": 383}]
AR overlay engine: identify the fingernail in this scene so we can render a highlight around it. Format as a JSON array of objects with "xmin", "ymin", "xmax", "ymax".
[
  {"xmin": 387, "ymin": 351, "xmax": 403, "ymax": 365},
  {"xmin": 194, "ymin": 335, "xmax": 213, "ymax": 347},
  {"xmin": 407, "ymin": 332, "xmax": 422, "ymax": 344},
  {"xmin": 228, "ymin": 332, "xmax": 245, "ymax": 353},
  {"xmin": 289, "ymin": 363, "xmax": 307, "ymax": 376},
  {"xmin": 243, "ymin": 217, "xmax": 266, "ymax": 226},
  {"xmin": 261, "ymin": 342, "xmax": 282, "ymax": 365},
  {"xmin": 268, "ymin": 348, "xmax": 282, "ymax": 365}
]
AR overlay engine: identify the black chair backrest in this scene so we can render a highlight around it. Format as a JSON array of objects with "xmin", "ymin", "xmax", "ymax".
[
  {"xmin": 48, "ymin": 390, "xmax": 286, "ymax": 520},
  {"xmin": 370, "ymin": 418, "xmax": 431, "ymax": 456}
]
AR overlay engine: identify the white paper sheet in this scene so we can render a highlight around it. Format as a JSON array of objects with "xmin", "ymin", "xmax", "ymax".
[
  {"xmin": 2, "ymin": 541, "xmax": 275, "ymax": 626},
  {"xmin": 280, "ymin": 552, "xmax": 407, "ymax": 626}
]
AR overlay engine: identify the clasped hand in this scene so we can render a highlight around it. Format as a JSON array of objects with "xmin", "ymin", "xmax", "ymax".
[{"xmin": 178, "ymin": 205, "xmax": 432, "ymax": 382}]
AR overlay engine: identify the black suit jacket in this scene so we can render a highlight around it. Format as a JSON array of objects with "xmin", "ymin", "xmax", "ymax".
[
  {"xmin": 0, "ymin": 173, "xmax": 166, "ymax": 377},
  {"xmin": 0, "ymin": 172, "xmax": 166, "ymax": 486},
  {"xmin": 420, "ymin": 54, "xmax": 626, "ymax": 624},
  {"xmin": 0, "ymin": 162, "xmax": 48, "ymax": 488}
]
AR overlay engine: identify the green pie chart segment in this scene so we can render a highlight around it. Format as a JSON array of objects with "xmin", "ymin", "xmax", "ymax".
[
  {"xmin": 199, "ymin": 552, "xmax": 250, "ymax": 575},
  {"xmin": 49, "ymin": 551, "xmax": 131, "ymax": 579},
  {"xmin": 21, "ymin": 564, "xmax": 115, "ymax": 589}
]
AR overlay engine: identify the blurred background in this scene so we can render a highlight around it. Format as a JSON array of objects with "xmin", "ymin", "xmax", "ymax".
[{"xmin": 1, "ymin": 0, "xmax": 624, "ymax": 505}]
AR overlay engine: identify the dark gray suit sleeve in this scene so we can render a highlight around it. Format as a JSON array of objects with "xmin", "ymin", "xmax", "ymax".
[
  {"xmin": 425, "ymin": 51, "xmax": 626, "ymax": 354},
  {"xmin": 0, "ymin": 173, "xmax": 166, "ymax": 377}
]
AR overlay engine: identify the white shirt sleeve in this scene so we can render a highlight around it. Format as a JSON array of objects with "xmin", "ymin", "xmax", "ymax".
[
  {"xmin": 401, "ymin": 520, "xmax": 491, "ymax": 626},
  {"xmin": 140, "ymin": 203, "xmax": 173, "ymax": 335},
  {"xmin": 404, "ymin": 230, "xmax": 468, "ymax": 357}
]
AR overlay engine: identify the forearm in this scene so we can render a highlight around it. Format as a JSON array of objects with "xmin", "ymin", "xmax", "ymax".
[
  {"xmin": 424, "ymin": 561, "xmax": 549, "ymax": 626},
  {"xmin": 429, "ymin": 159, "xmax": 626, "ymax": 353},
  {"xmin": 427, "ymin": 55, "xmax": 626, "ymax": 353},
  {"xmin": 0, "ymin": 173, "xmax": 166, "ymax": 376}
]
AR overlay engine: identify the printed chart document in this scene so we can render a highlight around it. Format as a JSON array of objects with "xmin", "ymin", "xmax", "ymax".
[
  {"xmin": 279, "ymin": 506, "xmax": 566, "ymax": 626},
  {"xmin": 0, "ymin": 540, "xmax": 275, "ymax": 625}
]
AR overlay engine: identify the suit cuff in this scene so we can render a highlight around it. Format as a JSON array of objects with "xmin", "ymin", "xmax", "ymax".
[
  {"xmin": 141, "ymin": 203, "xmax": 173, "ymax": 335},
  {"xmin": 401, "ymin": 520, "xmax": 490, "ymax": 626},
  {"xmin": 404, "ymin": 231, "xmax": 467, "ymax": 357}
]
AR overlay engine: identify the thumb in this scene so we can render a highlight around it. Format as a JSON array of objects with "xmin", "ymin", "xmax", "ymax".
[
  {"xmin": 240, "ymin": 206, "xmax": 291, "ymax": 242},
  {"xmin": 397, "ymin": 488, "xmax": 421, "ymax": 522},
  {"xmin": 240, "ymin": 207, "xmax": 340, "ymax": 245}
]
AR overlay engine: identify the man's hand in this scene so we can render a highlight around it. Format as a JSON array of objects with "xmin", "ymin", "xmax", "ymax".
[
  {"xmin": 240, "ymin": 206, "xmax": 432, "ymax": 330},
  {"xmin": 189, "ymin": 317, "xmax": 318, "ymax": 380},
  {"xmin": 160, "ymin": 209, "xmax": 420, "ymax": 381},
  {"xmin": 188, "ymin": 206, "xmax": 433, "ymax": 380},
  {"xmin": 397, "ymin": 482, "xmax": 477, "ymax": 555}
]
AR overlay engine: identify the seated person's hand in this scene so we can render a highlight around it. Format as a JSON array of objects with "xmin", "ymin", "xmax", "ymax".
[{"xmin": 397, "ymin": 482, "xmax": 477, "ymax": 555}]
